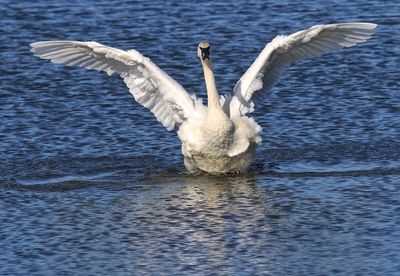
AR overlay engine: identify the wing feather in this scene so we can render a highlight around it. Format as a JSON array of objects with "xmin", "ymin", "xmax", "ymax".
[
  {"xmin": 31, "ymin": 40, "xmax": 205, "ymax": 131},
  {"xmin": 229, "ymin": 22, "xmax": 377, "ymax": 117}
]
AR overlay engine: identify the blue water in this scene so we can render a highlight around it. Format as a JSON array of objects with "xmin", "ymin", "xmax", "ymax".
[{"xmin": 1, "ymin": 0, "xmax": 400, "ymax": 275}]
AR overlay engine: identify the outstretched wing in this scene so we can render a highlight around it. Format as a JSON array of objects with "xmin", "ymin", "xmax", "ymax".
[
  {"xmin": 229, "ymin": 22, "xmax": 377, "ymax": 117},
  {"xmin": 31, "ymin": 41, "xmax": 205, "ymax": 130}
]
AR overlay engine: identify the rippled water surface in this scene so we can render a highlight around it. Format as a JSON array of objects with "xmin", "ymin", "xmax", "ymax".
[{"xmin": 1, "ymin": 0, "xmax": 400, "ymax": 275}]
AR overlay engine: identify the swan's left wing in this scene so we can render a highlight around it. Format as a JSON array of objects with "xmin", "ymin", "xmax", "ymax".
[
  {"xmin": 31, "ymin": 41, "xmax": 205, "ymax": 131},
  {"xmin": 229, "ymin": 22, "xmax": 377, "ymax": 117}
]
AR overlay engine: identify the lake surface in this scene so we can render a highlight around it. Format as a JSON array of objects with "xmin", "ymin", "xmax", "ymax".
[{"xmin": 1, "ymin": 0, "xmax": 399, "ymax": 275}]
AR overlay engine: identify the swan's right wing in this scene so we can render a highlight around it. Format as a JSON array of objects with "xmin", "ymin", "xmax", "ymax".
[
  {"xmin": 31, "ymin": 41, "xmax": 205, "ymax": 131},
  {"xmin": 229, "ymin": 22, "xmax": 377, "ymax": 117}
]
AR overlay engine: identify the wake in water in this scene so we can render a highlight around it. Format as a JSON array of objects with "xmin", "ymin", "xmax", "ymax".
[{"xmin": 2, "ymin": 153, "xmax": 400, "ymax": 192}]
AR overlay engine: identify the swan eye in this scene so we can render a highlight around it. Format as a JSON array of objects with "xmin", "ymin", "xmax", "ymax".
[{"xmin": 199, "ymin": 46, "xmax": 210, "ymax": 51}]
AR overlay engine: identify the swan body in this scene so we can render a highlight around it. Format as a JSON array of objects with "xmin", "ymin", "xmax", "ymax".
[{"xmin": 31, "ymin": 22, "xmax": 376, "ymax": 174}]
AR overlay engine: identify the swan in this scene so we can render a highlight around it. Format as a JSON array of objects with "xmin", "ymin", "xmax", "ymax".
[{"xmin": 31, "ymin": 22, "xmax": 377, "ymax": 174}]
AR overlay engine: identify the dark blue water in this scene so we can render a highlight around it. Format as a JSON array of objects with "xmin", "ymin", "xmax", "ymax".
[{"xmin": 1, "ymin": 0, "xmax": 400, "ymax": 275}]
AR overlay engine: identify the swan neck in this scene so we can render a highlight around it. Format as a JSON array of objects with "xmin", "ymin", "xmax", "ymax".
[{"xmin": 202, "ymin": 59, "xmax": 221, "ymax": 109}]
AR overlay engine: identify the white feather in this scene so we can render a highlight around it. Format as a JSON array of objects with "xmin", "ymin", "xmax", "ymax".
[
  {"xmin": 30, "ymin": 40, "xmax": 205, "ymax": 130},
  {"xmin": 229, "ymin": 22, "xmax": 377, "ymax": 117}
]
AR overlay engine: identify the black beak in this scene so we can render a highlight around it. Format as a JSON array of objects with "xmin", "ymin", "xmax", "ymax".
[{"xmin": 200, "ymin": 46, "xmax": 210, "ymax": 60}]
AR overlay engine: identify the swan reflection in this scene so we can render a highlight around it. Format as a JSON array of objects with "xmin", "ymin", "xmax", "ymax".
[{"xmin": 124, "ymin": 173, "xmax": 284, "ymax": 270}]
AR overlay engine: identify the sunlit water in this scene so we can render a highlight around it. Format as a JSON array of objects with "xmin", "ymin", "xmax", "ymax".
[{"xmin": 1, "ymin": 0, "xmax": 399, "ymax": 275}]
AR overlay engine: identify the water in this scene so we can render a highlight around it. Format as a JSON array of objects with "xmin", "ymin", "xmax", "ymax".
[{"xmin": 1, "ymin": 0, "xmax": 399, "ymax": 274}]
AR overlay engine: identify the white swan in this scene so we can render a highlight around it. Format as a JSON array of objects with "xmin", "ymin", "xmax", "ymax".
[{"xmin": 31, "ymin": 22, "xmax": 377, "ymax": 174}]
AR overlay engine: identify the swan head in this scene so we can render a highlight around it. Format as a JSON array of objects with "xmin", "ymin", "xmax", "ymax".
[{"xmin": 197, "ymin": 41, "xmax": 211, "ymax": 61}]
